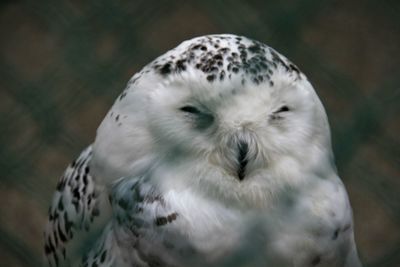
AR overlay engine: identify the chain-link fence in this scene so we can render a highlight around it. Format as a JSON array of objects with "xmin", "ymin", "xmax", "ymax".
[{"xmin": 0, "ymin": 1, "xmax": 399, "ymax": 266}]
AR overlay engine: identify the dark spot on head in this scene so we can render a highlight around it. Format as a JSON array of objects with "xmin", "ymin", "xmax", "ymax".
[
  {"xmin": 248, "ymin": 44, "xmax": 261, "ymax": 53},
  {"xmin": 213, "ymin": 54, "xmax": 223, "ymax": 60},
  {"xmin": 207, "ymin": 74, "xmax": 215, "ymax": 82},
  {"xmin": 159, "ymin": 63, "xmax": 172, "ymax": 75},
  {"xmin": 219, "ymin": 70, "xmax": 225, "ymax": 81},
  {"xmin": 176, "ymin": 59, "xmax": 186, "ymax": 71},
  {"xmin": 219, "ymin": 47, "xmax": 229, "ymax": 54},
  {"xmin": 192, "ymin": 44, "xmax": 201, "ymax": 50}
]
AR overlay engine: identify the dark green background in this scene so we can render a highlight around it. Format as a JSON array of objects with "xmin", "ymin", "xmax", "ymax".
[{"xmin": 0, "ymin": 1, "xmax": 399, "ymax": 266}]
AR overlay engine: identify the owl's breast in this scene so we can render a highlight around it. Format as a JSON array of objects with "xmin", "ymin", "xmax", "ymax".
[
  {"xmin": 155, "ymin": 176, "xmax": 355, "ymax": 266},
  {"xmin": 112, "ymin": 174, "xmax": 355, "ymax": 267}
]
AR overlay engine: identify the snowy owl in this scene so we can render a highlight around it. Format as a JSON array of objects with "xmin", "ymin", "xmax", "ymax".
[{"xmin": 44, "ymin": 34, "xmax": 362, "ymax": 267}]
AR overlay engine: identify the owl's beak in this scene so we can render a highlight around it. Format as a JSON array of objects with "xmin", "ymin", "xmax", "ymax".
[
  {"xmin": 212, "ymin": 129, "xmax": 257, "ymax": 181},
  {"xmin": 237, "ymin": 140, "xmax": 248, "ymax": 180}
]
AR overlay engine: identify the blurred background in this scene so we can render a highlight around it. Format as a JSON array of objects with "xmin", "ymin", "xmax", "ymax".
[{"xmin": 0, "ymin": 0, "xmax": 399, "ymax": 266}]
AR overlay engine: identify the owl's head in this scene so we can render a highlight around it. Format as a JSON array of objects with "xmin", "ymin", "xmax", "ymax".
[{"xmin": 93, "ymin": 34, "xmax": 335, "ymax": 206}]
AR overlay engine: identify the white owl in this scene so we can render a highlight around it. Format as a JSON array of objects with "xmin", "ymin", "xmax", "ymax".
[{"xmin": 44, "ymin": 34, "xmax": 362, "ymax": 267}]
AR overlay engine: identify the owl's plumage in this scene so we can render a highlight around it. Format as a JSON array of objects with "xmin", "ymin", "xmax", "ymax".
[{"xmin": 44, "ymin": 34, "xmax": 362, "ymax": 267}]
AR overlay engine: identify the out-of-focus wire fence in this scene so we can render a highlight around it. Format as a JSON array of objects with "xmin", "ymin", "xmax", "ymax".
[{"xmin": 0, "ymin": 1, "xmax": 399, "ymax": 266}]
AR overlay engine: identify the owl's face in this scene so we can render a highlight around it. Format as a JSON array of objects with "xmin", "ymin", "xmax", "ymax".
[{"xmin": 93, "ymin": 35, "xmax": 335, "ymax": 206}]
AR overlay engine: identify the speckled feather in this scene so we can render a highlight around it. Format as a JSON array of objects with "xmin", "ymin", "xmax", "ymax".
[{"xmin": 44, "ymin": 146, "xmax": 100, "ymax": 267}]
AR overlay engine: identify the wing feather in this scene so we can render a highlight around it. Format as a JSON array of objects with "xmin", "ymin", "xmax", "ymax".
[{"xmin": 44, "ymin": 146, "xmax": 110, "ymax": 267}]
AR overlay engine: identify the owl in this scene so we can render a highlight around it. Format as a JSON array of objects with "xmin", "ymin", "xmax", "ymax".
[{"xmin": 44, "ymin": 34, "xmax": 362, "ymax": 267}]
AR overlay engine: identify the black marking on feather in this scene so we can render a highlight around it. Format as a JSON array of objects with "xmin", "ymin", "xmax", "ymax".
[
  {"xmin": 44, "ymin": 146, "xmax": 99, "ymax": 267},
  {"xmin": 155, "ymin": 212, "xmax": 178, "ymax": 226}
]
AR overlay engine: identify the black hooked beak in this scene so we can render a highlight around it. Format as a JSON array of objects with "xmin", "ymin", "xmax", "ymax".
[{"xmin": 237, "ymin": 140, "xmax": 249, "ymax": 181}]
